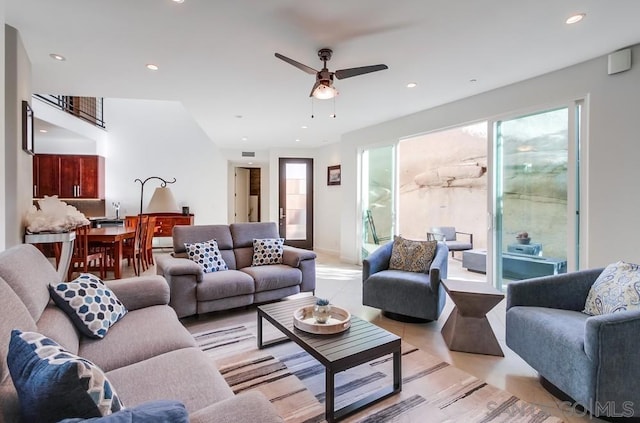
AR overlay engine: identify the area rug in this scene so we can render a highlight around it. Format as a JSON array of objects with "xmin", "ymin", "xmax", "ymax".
[{"xmin": 193, "ymin": 320, "xmax": 563, "ymax": 423}]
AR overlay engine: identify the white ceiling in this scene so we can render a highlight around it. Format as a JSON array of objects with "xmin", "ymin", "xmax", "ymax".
[{"xmin": 6, "ymin": 0, "xmax": 640, "ymax": 151}]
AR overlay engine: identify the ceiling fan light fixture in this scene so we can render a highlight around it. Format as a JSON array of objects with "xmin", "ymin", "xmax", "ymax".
[{"xmin": 312, "ymin": 82, "xmax": 338, "ymax": 100}]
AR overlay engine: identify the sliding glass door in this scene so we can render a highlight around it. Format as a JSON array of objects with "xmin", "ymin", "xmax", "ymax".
[
  {"xmin": 493, "ymin": 105, "xmax": 580, "ymax": 289},
  {"xmin": 361, "ymin": 145, "xmax": 395, "ymax": 258}
]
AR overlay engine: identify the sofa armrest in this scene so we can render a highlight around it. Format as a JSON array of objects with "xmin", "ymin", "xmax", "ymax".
[
  {"xmin": 282, "ymin": 246, "xmax": 316, "ymax": 267},
  {"xmin": 429, "ymin": 242, "xmax": 449, "ymax": 292},
  {"xmin": 104, "ymin": 276, "xmax": 169, "ymax": 311},
  {"xmin": 506, "ymin": 268, "xmax": 603, "ymax": 311},
  {"xmin": 189, "ymin": 391, "xmax": 283, "ymax": 423},
  {"xmin": 362, "ymin": 241, "xmax": 393, "ymax": 281},
  {"xmin": 156, "ymin": 254, "xmax": 204, "ymax": 282}
]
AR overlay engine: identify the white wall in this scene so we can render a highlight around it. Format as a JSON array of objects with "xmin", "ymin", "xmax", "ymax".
[
  {"xmin": 103, "ymin": 98, "xmax": 228, "ymax": 224},
  {"xmin": 0, "ymin": 10, "xmax": 6, "ymax": 250},
  {"xmin": 313, "ymin": 143, "xmax": 342, "ymax": 255},
  {"xmin": 4, "ymin": 25, "xmax": 32, "ymax": 248},
  {"xmin": 333, "ymin": 44, "xmax": 640, "ymax": 267}
]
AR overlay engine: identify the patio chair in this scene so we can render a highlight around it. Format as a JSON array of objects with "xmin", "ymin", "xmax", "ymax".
[{"xmin": 427, "ymin": 226, "xmax": 473, "ymax": 258}]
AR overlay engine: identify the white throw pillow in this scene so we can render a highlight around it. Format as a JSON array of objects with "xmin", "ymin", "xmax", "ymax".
[
  {"xmin": 583, "ymin": 261, "xmax": 640, "ymax": 315},
  {"xmin": 252, "ymin": 238, "xmax": 284, "ymax": 266}
]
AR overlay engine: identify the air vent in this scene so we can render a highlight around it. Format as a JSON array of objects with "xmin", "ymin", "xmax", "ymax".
[{"xmin": 241, "ymin": 151, "xmax": 255, "ymax": 157}]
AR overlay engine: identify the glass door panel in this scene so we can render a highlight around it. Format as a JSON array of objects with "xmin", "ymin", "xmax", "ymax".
[
  {"xmin": 494, "ymin": 107, "xmax": 571, "ymax": 289},
  {"xmin": 278, "ymin": 158, "xmax": 313, "ymax": 249},
  {"xmin": 361, "ymin": 145, "xmax": 395, "ymax": 258}
]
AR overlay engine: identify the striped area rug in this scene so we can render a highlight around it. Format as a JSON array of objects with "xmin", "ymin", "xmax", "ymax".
[{"xmin": 193, "ymin": 322, "xmax": 563, "ymax": 423}]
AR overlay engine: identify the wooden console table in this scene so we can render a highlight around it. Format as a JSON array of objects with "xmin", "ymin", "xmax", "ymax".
[{"xmin": 127, "ymin": 213, "xmax": 194, "ymax": 238}]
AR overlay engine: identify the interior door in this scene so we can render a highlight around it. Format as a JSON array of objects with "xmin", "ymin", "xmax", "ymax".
[
  {"xmin": 234, "ymin": 168, "xmax": 250, "ymax": 223},
  {"xmin": 278, "ymin": 158, "xmax": 313, "ymax": 250}
]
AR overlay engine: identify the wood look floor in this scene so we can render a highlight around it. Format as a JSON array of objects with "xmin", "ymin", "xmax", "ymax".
[{"xmin": 131, "ymin": 249, "xmax": 603, "ymax": 423}]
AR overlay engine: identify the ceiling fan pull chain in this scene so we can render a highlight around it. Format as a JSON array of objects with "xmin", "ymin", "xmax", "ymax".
[
  {"xmin": 311, "ymin": 97, "xmax": 315, "ymax": 119},
  {"xmin": 332, "ymin": 96, "xmax": 337, "ymax": 118}
]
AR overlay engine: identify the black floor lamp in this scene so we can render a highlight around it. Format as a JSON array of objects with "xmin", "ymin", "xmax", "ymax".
[{"xmin": 134, "ymin": 176, "xmax": 177, "ymax": 275}]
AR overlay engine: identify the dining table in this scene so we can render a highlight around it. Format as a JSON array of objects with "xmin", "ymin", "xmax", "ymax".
[{"xmin": 88, "ymin": 226, "xmax": 136, "ymax": 279}]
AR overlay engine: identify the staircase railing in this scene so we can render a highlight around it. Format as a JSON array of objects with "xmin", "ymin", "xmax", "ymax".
[{"xmin": 34, "ymin": 94, "xmax": 105, "ymax": 129}]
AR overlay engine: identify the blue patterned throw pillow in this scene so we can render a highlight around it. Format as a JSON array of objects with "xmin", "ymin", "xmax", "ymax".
[
  {"xmin": 49, "ymin": 274, "xmax": 127, "ymax": 339},
  {"xmin": 184, "ymin": 239, "xmax": 228, "ymax": 273},
  {"xmin": 7, "ymin": 330, "xmax": 125, "ymax": 423},
  {"xmin": 252, "ymin": 238, "xmax": 285, "ymax": 266},
  {"xmin": 584, "ymin": 261, "xmax": 640, "ymax": 315}
]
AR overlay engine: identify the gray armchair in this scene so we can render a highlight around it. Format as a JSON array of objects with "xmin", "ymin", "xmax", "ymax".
[
  {"xmin": 506, "ymin": 269, "xmax": 640, "ymax": 419},
  {"xmin": 427, "ymin": 226, "xmax": 473, "ymax": 258},
  {"xmin": 362, "ymin": 241, "xmax": 448, "ymax": 322}
]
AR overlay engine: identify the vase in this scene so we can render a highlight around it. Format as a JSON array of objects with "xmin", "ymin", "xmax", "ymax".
[{"xmin": 313, "ymin": 304, "xmax": 332, "ymax": 324}]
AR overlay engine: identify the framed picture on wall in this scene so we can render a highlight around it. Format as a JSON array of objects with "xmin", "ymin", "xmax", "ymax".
[
  {"xmin": 327, "ymin": 165, "xmax": 341, "ymax": 186},
  {"xmin": 22, "ymin": 101, "xmax": 34, "ymax": 155}
]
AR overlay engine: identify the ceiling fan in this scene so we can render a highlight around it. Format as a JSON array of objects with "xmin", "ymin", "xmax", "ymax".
[{"xmin": 275, "ymin": 48, "xmax": 388, "ymax": 100}]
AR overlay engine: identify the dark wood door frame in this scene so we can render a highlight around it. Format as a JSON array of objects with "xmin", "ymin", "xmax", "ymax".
[{"xmin": 278, "ymin": 158, "xmax": 313, "ymax": 250}]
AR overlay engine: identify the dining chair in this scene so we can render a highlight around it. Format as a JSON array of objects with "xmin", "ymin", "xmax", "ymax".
[
  {"xmin": 123, "ymin": 215, "xmax": 147, "ymax": 276},
  {"xmin": 143, "ymin": 216, "xmax": 157, "ymax": 269},
  {"xmin": 67, "ymin": 224, "xmax": 106, "ymax": 280}
]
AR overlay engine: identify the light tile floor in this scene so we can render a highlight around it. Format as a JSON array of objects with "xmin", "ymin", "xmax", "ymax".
[{"xmin": 140, "ymin": 249, "xmax": 603, "ymax": 423}]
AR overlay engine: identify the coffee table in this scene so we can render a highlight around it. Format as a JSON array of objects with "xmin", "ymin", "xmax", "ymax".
[
  {"xmin": 257, "ymin": 296, "xmax": 401, "ymax": 422},
  {"xmin": 441, "ymin": 279, "xmax": 504, "ymax": 356}
]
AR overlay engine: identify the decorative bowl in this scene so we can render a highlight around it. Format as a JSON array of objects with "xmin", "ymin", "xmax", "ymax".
[{"xmin": 293, "ymin": 305, "xmax": 351, "ymax": 335}]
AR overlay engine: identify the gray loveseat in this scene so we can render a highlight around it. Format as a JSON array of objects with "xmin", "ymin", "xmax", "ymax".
[
  {"xmin": 0, "ymin": 244, "xmax": 282, "ymax": 423},
  {"xmin": 506, "ymin": 269, "xmax": 640, "ymax": 419},
  {"xmin": 156, "ymin": 222, "xmax": 316, "ymax": 318}
]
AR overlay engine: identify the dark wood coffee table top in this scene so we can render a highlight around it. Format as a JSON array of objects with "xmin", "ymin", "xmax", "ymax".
[
  {"xmin": 442, "ymin": 278, "xmax": 504, "ymax": 297},
  {"xmin": 257, "ymin": 296, "xmax": 402, "ymax": 422}
]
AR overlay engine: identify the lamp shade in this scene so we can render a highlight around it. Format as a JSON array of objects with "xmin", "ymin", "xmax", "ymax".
[
  {"xmin": 312, "ymin": 82, "xmax": 338, "ymax": 100},
  {"xmin": 146, "ymin": 187, "xmax": 179, "ymax": 213}
]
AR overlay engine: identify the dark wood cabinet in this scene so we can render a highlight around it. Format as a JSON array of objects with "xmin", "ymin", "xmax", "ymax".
[
  {"xmin": 33, "ymin": 154, "xmax": 105, "ymax": 199},
  {"xmin": 146, "ymin": 213, "xmax": 194, "ymax": 237}
]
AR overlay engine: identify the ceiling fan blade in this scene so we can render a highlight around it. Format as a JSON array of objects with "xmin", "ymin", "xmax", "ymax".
[
  {"xmin": 275, "ymin": 53, "xmax": 318, "ymax": 75},
  {"xmin": 334, "ymin": 64, "xmax": 388, "ymax": 80}
]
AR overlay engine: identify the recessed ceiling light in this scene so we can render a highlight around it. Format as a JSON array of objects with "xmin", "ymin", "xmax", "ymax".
[
  {"xmin": 295, "ymin": 139, "xmax": 300, "ymax": 142},
  {"xmin": 39, "ymin": 129, "xmax": 48, "ymax": 133},
  {"xmin": 173, "ymin": 0, "xmax": 185, "ymax": 3},
  {"xmin": 406, "ymin": 82, "xmax": 417, "ymax": 88},
  {"xmin": 241, "ymin": 137, "xmax": 248, "ymax": 141},
  {"xmin": 301, "ymin": 125, "xmax": 308, "ymax": 129},
  {"xmin": 146, "ymin": 64, "xmax": 159, "ymax": 71},
  {"xmin": 248, "ymin": 162, "xmax": 253, "ymax": 165},
  {"xmin": 49, "ymin": 53, "xmax": 66, "ymax": 61},
  {"xmin": 566, "ymin": 13, "xmax": 585, "ymax": 24}
]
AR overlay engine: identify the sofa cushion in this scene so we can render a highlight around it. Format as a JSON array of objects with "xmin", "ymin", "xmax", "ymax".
[
  {"xmin": 36, "ymin": 304, "xmax": 81, "ymax": 354},
  {"xmin": 197, "ymin": 270, "xmax": 255, "ymax": 301},
  {"xmin": 0, "ymin": 276, "xmax": 37, "ymax": 386},
  {"xmin": 7, "ymin": 330, "xmax": 124, "ymax": 423},
  {"xmin": 584, "ymin": 261, "xmax": 640, "ymax": 315},
  {"xmin": 49, "ymin": 274, "xmax": 128, "ymax": 339},
  {"xmin": 185, "ymin": 239, "xmax": 228, "ymax": 273},
  {"xmin": 230, "ymin": 222, "xmax": 279, "ymax": 248},
  {"xmin": 106, "ymin": 348, "xmax": 234, "ymax": 413},
  {"xmin": 0, "ymin": 244, "xmax": 58, "ymax": 322},
  {"xmin": 252, "ymin": 238, "xmax": 284, "ymax": 266},
  {"xmin": 79, "ymin": 305, "xmax": 196, "ymax": 372},
  {"xmin": 241, "ymin": 264, "xmax": 302, "ymax": 292},
  {"xmin": 59, "ymin": 400, "xmax": 189, "ymax": 423},
  {"xmin": 388, "ymin": 236, "xmax": 437, "ymax": 273}
]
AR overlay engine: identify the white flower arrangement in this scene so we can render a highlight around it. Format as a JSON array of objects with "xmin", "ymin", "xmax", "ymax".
[{"xmin": 25, "ymin": 196, "xmax": 90, "ymax": 233}]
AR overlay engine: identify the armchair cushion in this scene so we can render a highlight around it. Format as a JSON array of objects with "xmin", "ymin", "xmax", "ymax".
[
  {"xmin": 388, "ymin": 236, "xmax": 436, "ymax": 273},
  {"xmin": 185, "ymin": 240, "xmax": 228, "ymax": 273},
  {"xmin": 584, "ymin": 261, "xmax": 640, "ymax": 315},
  {"xmin": 7, "ymin": 330, "xmax": 124, "ymax": 423},
  {"xmin": 49, "ymin": 274, "xmax": 127, "ymax": 339},
  {"xmin": 252, "ymin": 238, "xmax": 284, "ymax": 266}
]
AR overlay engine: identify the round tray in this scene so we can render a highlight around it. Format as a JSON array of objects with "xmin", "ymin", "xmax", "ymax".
[{"xmin": 293, "ymin": 305, "xmax": 351, "ymax": 335}]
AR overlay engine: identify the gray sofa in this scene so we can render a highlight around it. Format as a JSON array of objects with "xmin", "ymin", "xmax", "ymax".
[
  {"xmin": 156, "ymin": 222, "xmax": 316, "ymax": 318},
  {"xmin": 0, "ymin": 244, "xmax": 283, "ymax": 423},
  {"xmin": 362, "ymin": 241, "xmax": 449, "ymax": 322},
  {"xmin": 506, "ymin": 269, "xmax": 640, "ymax": 419}
]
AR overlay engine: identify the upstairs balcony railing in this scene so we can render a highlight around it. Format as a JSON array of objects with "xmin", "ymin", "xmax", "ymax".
[{"xmin": 34, "ymin": 94, "xmax": 105, "ymax": 129}]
